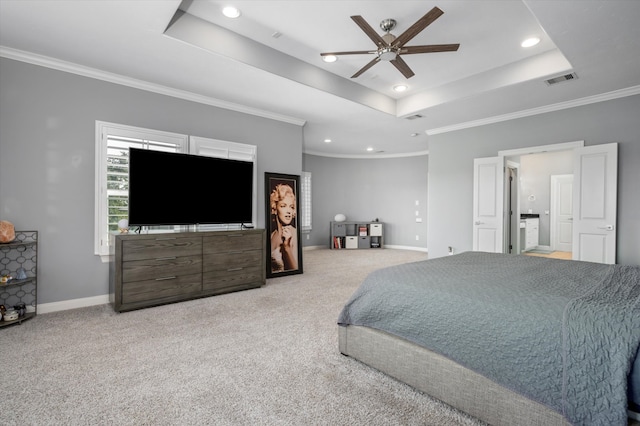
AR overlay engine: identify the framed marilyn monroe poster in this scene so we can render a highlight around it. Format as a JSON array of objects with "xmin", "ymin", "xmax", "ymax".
[{"xmin": 265, "ymin": 172, "xmax": 303, "ymax": 278}]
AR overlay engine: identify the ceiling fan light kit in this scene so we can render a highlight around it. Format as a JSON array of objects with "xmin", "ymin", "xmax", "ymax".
[
  {"xmin": 378, "ymin": 47, "xmax": 398, "ymax": 61},
  {"xmin": 320, "ymin": 6, "xmax": 460, "ymax": 79}
]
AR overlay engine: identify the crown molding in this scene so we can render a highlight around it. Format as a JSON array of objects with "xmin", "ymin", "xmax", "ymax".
[
  {"xmin": 0, "ymin": 46, "xmax": 306, "ymax": 127},
  {"xmin": 426, "ymin": 85, "xmax": 640, "ymax": 135},
  {"xmin": 304, "ymin": 149, "xmax": 429, "ymax": 159}
]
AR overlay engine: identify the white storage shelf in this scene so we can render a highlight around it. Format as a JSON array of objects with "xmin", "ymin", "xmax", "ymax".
[{"xmin": 330, "ymin": 221, "xmax": 384, "ymax": 250}]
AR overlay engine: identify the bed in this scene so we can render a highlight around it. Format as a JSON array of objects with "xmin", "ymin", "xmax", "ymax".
[{"xmin": 337, "ymin": 252, "xmax": 640, "ymax": 426}]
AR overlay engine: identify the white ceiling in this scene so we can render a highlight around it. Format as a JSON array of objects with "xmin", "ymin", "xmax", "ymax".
[{"xmin": 1, "ymin": 0, "xmax": 639, "ymax": 157}]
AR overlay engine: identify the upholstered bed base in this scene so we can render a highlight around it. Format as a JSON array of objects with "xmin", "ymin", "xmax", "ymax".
[{"xmin": 339, "ymin": 324, "xmax": 570, "ymax": 426}]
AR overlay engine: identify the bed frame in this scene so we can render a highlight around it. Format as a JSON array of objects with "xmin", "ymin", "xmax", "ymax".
[{"xmin": 339, "ymin": 324, "xmax": 571, "ymax": 426}]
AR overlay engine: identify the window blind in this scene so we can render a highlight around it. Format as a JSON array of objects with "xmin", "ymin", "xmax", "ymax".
[{"xmin": 301, "ymin": 171, "xmax": 312, "ymax": 231}]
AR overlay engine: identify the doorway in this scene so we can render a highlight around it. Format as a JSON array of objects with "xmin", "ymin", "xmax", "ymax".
[
  {"xmin": 507, "ymin": 151, "xmax": 574, "ymax": 259},
  {"xmin": 473, "ymin": 140, "xmax": 618, "ymax": 263}
]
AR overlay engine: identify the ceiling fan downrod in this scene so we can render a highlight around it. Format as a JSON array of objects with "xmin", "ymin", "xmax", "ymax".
[{"xmin": 378, "ymin": 18, "xmax": 398, "ymax": 60}]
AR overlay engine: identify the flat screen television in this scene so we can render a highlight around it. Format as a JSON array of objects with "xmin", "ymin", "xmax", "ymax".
[{"xmin": 128, "ymin": 148, "xmax": 254, "ymax": 227}]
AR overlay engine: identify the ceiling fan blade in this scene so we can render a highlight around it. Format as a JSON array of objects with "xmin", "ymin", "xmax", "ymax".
[
  {"xmin": 321, "ymin": 50, "xmax": 375, "ymax": 57},
  {"xmin": 351, "ymin": 57, "xmax": 380, "ymax": 78},
  {"xmin": 392, "ymin": 6, "xmax": 444, "ymax": 48},
  {"xmin": 400, "ymin": 44, "xmax": 460, "ymax": 54},
  {"xmin": 351, "ymin": 15, "xmax": 388, "ymax": 48},
  {"xmin": 390, "ymin": 56, "xmax": 415, "ymax": 79}
]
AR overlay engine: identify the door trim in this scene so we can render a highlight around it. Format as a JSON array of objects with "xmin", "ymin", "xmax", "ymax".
[{"xmin": 499, "ymin": 140, "xmax": 584, "ymax": 157}]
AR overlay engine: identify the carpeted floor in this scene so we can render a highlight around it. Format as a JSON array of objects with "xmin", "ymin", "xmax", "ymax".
[{"xmin": 0, "ymin": 248, "xmax": 485, "ymax": 426}]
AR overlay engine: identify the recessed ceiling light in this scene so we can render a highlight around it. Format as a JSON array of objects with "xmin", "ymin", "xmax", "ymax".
[
  {"xmin": 393, "ymin": 84, "xmax": 408, "ymax": 92},
  {"xmin": 322, "ymin": 55, "xmax": 337, "ymax": 63},
  {"xmin": 521, "ymin": 37, "xmax": 540, "ymax": 48},
  {"xmin": 324, "ymin": 139, "xmax": 332, "ymax": 143},
  {"xmin": 366, "ymin": 147, "xmax": 374, "ymax": 152},
  {"xmin": 222, "ymin": 6, "xmax": 241, "ymax": 18},
  {"xmin": 411, "ymin": 133, "xmax": 420, "ymax": 137}
]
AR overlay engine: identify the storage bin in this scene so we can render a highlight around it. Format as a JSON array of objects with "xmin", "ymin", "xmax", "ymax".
[
  {"xmin": 358, "ymin": 236, "xmax": 371, "ymax": 249},
  {"xmin": 370, "ymin": 223, "xmax": 383, "ymax": 236},
  {"xmin": 345, "ymin": 236, "xmax": 358, "ymax": 249},
  {"xmin": 333, "ymin": 223, "xmax": 347, "ymax": 237}
]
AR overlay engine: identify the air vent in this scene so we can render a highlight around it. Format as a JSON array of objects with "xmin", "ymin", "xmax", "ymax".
[
  {"xmin": 545, "ymin": 72, "xmax": 578, "ymax": 86},
  {"xmin": 405, "ymin": 114, "xmax": 424, "ymax": 120}
]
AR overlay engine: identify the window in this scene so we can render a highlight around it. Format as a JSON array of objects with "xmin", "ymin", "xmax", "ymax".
[
  {"xmin": 188, "ymin": 136, "xmax": 257, "ymax": 230},
  {"xmin": 94, "ymin": 121, "xmax": 188, "ymax": 256},
  {"xmin": 94, "ymin": 123, "xmax": 258, "ymax": 258},
  {"xmin": 301, "ymin": 171, "xmax": 312, "ymax": 232}
]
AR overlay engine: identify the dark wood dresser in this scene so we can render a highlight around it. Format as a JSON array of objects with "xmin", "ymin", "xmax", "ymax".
[{"xmin": 109, "ymin": 229, "xmax": 265, "ymax": 312}]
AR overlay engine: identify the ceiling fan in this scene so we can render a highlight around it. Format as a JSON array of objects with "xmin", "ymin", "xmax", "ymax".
[{"xmin": 320, "ymin": 6, "xmax": 460, "ymax": 79}]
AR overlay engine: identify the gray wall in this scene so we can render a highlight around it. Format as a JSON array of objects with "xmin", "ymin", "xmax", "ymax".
[
  {"xmin": 427, "ymin": 94, "xmax": 640, "ymax": 265},
  {"xmin": 303, "ymin": 154, "xmax": 428, "ymax": 249},
  {"xmin": 0, "ymin": 58, "xmax": 302, "ymax": 304}
]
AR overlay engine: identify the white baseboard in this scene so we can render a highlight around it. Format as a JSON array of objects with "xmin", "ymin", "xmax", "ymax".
[
  {"xmin": 384, "ymin": 245, "xmax": 428, "ymax": 253},
  {"xmin": 38, "ymin": 294, "xmax": 110, "ymax": 314},
  {"xmin": 37, "ymin": 246, "xmax": 428, "ymax": 313},
  {"xmin": 304, "ymin": 244, "xmax": 428, "ymax": 253}
]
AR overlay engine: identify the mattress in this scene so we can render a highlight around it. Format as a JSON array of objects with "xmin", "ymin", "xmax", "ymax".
[{"xmin": 338, "ymin": 252, "xmax": 640, "ymax": 425}]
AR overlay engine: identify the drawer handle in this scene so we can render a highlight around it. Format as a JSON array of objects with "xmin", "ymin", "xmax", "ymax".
[
  {"xmin": 155, "ymin": 237, "xmax": 177, "ymax": 241},
  {"xmin": 155, "ymin": 276, "xmax": 177, "ymax": 281},
  {"xmin": 227, "ymin": 267, "xmax": 243, "ymax": 272},
  {"xmin": 156, "ymin": 257, "xmax": 177, "ymax": 261}
]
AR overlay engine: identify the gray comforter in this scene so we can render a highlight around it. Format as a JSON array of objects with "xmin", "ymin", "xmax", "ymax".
[{"xmin": 337, "ymin": 252, "xmax": 640, "ymax": 425}]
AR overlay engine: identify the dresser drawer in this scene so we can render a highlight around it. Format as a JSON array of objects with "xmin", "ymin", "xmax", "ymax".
[
  {"xmin": 203, "ymin": 232, "xmax": 263, "ymax": 254},
  {"xmin": 203, "ymin": 265, "xmax": 263, "ymax": 293},
  {"xmin": 202, "ymin": 249, "xmax": 262, "ymax": 273},
  {"xmin": 122, "ymin": 237, "xmax": 202, "ymax": 261},
  {"xmin": 122, "ymin": 255, "xmax": 202, "ymax": 283},
  {"xmin": 122, "ymin": 273, "xmax": 202, "ymax": 304}
]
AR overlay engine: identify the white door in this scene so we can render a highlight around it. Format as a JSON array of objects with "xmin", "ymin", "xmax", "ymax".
[
  {"xmin": 572, "ymin": 143, "xmax": 617, "ymax": 263},
  {"xmin": 550, "ymin": 174, "xmax": 573, "ymax": 252},
  {"xmin": 473, "ymin": 157, "xmax": 504, "ymax": 253}
]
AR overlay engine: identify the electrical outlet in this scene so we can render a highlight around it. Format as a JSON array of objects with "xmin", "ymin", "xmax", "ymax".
[{"xmin": 416, "ymin": 235, "xmax": 419, "ymax": 241}]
